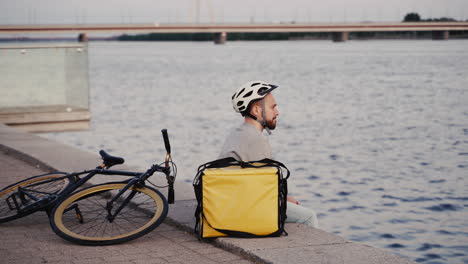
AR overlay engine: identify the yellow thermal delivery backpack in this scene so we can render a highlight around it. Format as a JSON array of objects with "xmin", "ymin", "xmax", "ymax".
[{"xmin": 193, "ymin": 157, "xmax": 289, "ymax": 238}]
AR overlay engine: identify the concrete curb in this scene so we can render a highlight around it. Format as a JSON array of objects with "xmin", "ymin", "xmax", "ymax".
[{"xmin": 0, "ymin": 143, "xmax": 57, "ymax": 173}]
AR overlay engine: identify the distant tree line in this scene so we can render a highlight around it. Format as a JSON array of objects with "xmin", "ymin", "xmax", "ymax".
[{"xmin": 403, "ymin": 12, "xmax": 464, "ymax": 22}]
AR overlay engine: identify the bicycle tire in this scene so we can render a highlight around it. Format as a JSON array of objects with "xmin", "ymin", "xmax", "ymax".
[
  {"xmin": 0, "ymin": 172, "xmax": 70, "ymax": 223},
  {"xmin": 50, "ymin": 183, "xmax": 168, "ymax": 246}
]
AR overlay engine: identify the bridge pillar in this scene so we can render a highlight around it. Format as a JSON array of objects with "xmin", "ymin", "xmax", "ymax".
[
  {"xmin": 432, "ymin": 30, "xmax": 449, "ymax": 40},
  {"xmin": 214, "ymin": 32, "xmax": 227, "ymax": 44},
  {"xmin": 332, "ymin": 32, "xmax": 348, "ymax": 42},
  {"xmin": 78, "ymin": 33, "xmax": 88, "ymax": 42}
]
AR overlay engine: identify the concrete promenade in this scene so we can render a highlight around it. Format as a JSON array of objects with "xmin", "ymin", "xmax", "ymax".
[
  {"xmin": 0, "ymin": 124, "xmax": 416, "ymax": 264},
  {"xmin": 1, "ymin": 152, "xmax": 249, "ymax": 264}
]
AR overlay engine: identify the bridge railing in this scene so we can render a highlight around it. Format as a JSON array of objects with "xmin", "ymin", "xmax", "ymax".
[{"xmin": 1, "ymin": 22, "xmax": 468, "ymax": 34}]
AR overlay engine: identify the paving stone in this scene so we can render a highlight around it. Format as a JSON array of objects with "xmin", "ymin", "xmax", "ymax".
[
  {"xmin": 166, "ymin": 199, "xmax": 198, "ymax": 229},
  {"xmin": 158, "ymin": 230, "xmax": 199, "ymax": 243},
  {"xmin": 147, "ymin": 246, "xmax": 189, "ymax": 258},
  {"xmin": 205, "ymin": 251, "xmax": 245, "ymax": 262},
  {"xmin": 131, "ymin": 258, "xmax": 170, "ymax": 264},
  {"xmin": 165, "ymin": 252, "xmax": 219, "ymax": 264},
  {"xmin": 182, "ymin": 241, "xmax": 234, "ymax": 256},
  {"xmin": 3, "ymin": 253, "xmax": 35, "ymax": 262},
  {"xmin": 100, "ymin": 261, "xmax": 129, "ymax": 264},
  {"xmin": 71, "ymin": 257, "xmax": 106, "ymax": 264},
  {"xmin": 225, "ymin": 260, "xmax": 255, "ymax": 264},
  {"xmin": 4, "ymin": 259, "xmax": 48, "ymax": 264},
  {"xmin": 42, "ymin": 255, "xmax": 76, "ymax": 263},
  {"xmin": 195, "ymin": 246, "xmax": 227, "ymax": 255},
  {"xmin": 154, "ymin": 223, "xmax": 178, "ymax": 232}
]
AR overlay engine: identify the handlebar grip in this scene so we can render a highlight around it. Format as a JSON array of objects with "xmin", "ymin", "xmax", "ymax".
[
  {"xmin": 161, "ymin": 129, "xmax": 171, "ymax": 154},
  {"xmin": 168, "ymin": 184, "xmax": 175, "ymax": 204}
]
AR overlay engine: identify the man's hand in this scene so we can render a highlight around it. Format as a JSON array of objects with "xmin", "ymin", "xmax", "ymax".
[{"xmin": 287, "ymin": 196, "xmax": 300, "ymax": 205}]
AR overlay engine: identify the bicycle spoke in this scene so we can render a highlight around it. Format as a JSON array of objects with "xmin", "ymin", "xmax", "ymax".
[
  {"xmin": 62, "ymin": 191, "xmax": 152, "ymax": 237},
  {"xmin": 75, "ymin": 213, "xmax": 108, "ymax": 236},
  {"xmin": 22, "ymin": 187, "xmax": 60, "ymax": 196},
  {"xmin": 52, "ymin": 184, "xmax": 168, "ymax": 245}
]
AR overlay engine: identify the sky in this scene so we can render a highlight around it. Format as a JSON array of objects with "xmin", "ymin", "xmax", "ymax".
[{"xmin": 1, "ymin": 0, "xmax": 468, "ymax": 25}]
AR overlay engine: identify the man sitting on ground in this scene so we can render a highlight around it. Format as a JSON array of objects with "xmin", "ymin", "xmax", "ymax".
[{"xmin": 219, "ymin": 80, "xmax": 318, "ymax": 228}]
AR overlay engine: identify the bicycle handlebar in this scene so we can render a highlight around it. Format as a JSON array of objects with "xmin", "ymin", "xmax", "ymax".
[
  {"xmin": 161, "ymin": 129, "xmax": 174, "ymax": 204},
  {"xmin": 161, "ymin": 129, "xmax": 171, "ymax": 154},
  {"xmin": 97, "ymin": 129, "xmax": 175, "ymax": 204}
]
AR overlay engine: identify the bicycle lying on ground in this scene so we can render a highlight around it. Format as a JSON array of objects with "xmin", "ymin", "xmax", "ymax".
[{"xmin": 0, "ymin": 129, "xmax": 176, "ymax": 246}]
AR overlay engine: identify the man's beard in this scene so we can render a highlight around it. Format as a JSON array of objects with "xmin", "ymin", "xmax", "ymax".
[{"xmin": 266, "ymin": 118, "xmax": 277, "ymax": 130}]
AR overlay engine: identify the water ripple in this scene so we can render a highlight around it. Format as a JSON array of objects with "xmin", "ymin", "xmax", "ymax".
[
  {"xmin": 380, "ymin": 233, "xmax": 396, "ymax": 239},
  {"xmin": 446, "ymin": 196, "xmax": 468, "ymax": 201},
  {"xmin": 425, "ymin": 203, "xmax": 462, "ymax": 212},
  {"xmin": 329, "ymin": 205, "xmax": 366, "ymax": 212},
  {"xmin": 382, "ymin": 195, "xmax": 441, "ymax": 202},
  {"xmin": 388, "ymin": 218, "xmax": 425, "ymax": 224},
  {"xmin": 428, "ymin": 179, "xmax": 445, "ymax": 184},
  {"xmin": 387, "ymin": 243, "xmax": 405, "ymax": 249},
  {"xmin": 306, "ymin": 175, "xmax": 320, "ymax": 180},
  {"xmin": 417, "ymin": 243, "xmax": 442, "ymax": 251}
]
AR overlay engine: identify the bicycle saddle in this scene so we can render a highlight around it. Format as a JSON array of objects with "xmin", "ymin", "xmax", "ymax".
[{"xmin": 99, "ymin": 150, "xmax": 125, "ymax": 168}]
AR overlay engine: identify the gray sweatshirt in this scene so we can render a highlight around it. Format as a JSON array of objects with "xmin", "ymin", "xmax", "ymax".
[{"xmin": 218, "ymin": 122, "xmax": 272, "ymax": 161}]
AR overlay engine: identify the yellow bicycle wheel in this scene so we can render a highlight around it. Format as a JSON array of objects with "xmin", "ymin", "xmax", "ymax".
[{"xmin": 50, "ymin": 183, "xmax": 168, "ymax": 245}]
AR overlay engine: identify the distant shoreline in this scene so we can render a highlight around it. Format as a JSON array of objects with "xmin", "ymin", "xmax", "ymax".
[
  {"xmin": 1, "ymin": 31, "xmax": 468, "ymax": 43},
  {"xmin": 117, "ymin": 31, "xmax": 468, "ymax": 41}
]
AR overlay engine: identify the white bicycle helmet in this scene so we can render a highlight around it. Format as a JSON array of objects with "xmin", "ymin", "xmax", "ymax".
[{"xmin": 232, "ymin": 81, "xmax": 278, "ymax": 114}]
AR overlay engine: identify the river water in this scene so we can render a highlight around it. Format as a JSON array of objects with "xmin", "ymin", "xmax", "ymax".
[{"xmin": 42, "ymin": 40, "xmax": 468, "ymax": 263}]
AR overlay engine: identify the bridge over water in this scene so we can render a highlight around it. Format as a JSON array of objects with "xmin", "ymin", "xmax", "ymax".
[{"xmin": 1, "ymin": 22, "xmax": 468, "ymax": 42}]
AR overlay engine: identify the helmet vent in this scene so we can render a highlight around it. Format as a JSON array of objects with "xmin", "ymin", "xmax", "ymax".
[
  {"xmin": 243, "ymin": 91, "xmax": 253, "ymax": 98},
  {"xmin": 258, "ymin": 87, "xmax": 268, "ymax": 95},
  {"xmin": 251, "ymin": 83, "xmax": 261, "ymax": 86},
  {"xmin": 237, "ymin": 101, "xmax": 244, "ymax": 107},
  {"xmin": 236, "ymin": 88, "xmax": 245, "ymax": 98}
]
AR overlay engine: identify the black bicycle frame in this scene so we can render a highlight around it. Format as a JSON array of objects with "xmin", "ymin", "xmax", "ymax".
[
  {"xmin": 103, "ymin": 164, "xmax": 168, "ymax": 222},
  {"xmin": 52, "ymin": 163, "xmax": 168, "ymax": 222},
  {"xmin": 9, "ymin": 160, "xmax": 169, "ymax": 221},
  {"xmin": 57, "ymin": 167, "xmax": 143, "ymax": 200}
]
